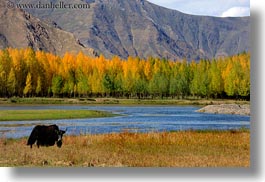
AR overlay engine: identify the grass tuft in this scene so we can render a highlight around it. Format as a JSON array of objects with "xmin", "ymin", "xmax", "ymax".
[{"xmin": 0, "ymin": 110, "xmax": 118, "ymax": 121}]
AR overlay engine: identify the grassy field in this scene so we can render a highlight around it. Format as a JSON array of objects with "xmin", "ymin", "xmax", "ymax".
[
  {"xmin": 0, "ymin": 110, "xmax": 117, "ymax": 121},
  {"xmin": 0, "ymin": 130, "xmax": 250, "ymax": 167},
  {"xmin": 0, "ymin": 97, "xmax": 250, "ymax": 105}
]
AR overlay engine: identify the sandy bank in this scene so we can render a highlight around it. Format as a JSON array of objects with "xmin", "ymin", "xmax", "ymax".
[{"xmin": 196, "ymin": 104, "xmax": 250, "ymax": 116}]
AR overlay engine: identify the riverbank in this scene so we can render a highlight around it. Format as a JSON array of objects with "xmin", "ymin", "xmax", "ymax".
[
  {"xmin": 0, "ymin": 110, "xmax": 117, "ymax": 121},
  {"xmin": 0, "ymin": 130, "xmax": 250, "ymax": 167},
  {"xmin": 0, "ymin": 97, "xmax": 249, "ymax": 105},
  {"xmin": 196, "ymin": 104, "xmax": 250, "ymax": 116}
]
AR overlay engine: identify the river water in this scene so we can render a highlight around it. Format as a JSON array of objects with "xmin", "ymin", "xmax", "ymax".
[{"xmin": 0, "ymin": 105, "xmax": 250, "ymax": 138}]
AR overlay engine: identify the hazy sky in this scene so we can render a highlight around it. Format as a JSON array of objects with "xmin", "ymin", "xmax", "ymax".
[{"xmin": 147, "ymin": 0, "xmax": 250, "ymax": 17}]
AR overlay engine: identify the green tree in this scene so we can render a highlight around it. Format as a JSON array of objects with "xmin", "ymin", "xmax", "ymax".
[
  {"xmin": 209, "ymin": 60, "xmax": 223, "ymax": 98},
  {"xmin": 178, "ymin": 61, "xmax": 190, "ymax": 98},
  {"xmin": 169, "ymin": 75, "xmax": 178, "ymax": 98},
  {"xmin": 223, "ymin": 59, "xmax": 240, "ymax": 97},
  {"xmin": 238, "ymin": 62, "xmax": 250, "ymax": 98},
  {"xmin": 190, "ymin": 60, "xmax": 210, "ymax": 98},
  {"xmin": 103, "ymin": 73, "xmax": 114, "ymax": 96},
  {"xmin": 134, "ymin": 78, "xmax": 148, "ymax": 99},
  {"xmin": 51, "ymin": 75, "xmax": 63, "ymax": 97},
  {"xmin": 149, "ymin": 73, "xmax": 169, "ymax": 98},
  {"xmin": 122, "ymin": 70, "xmax": 134, "ymax": 98},
  {"xmin": 77, "ymin": 70, "xmax": 90, "ymax": 97}
]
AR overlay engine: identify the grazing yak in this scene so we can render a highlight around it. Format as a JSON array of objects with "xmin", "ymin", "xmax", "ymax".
[{"xmin": 27, "ymin": 124, "xmax": 66, "ymax": 148}]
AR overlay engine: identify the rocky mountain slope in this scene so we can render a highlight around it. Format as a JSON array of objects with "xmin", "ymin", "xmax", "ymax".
[
  {"xmin": 0, "ymin": 0, "xmax": 97, "ymax": 57},
  {"xmin": 23, "ymin": 0, "xmax": 250, "ymax": 60},
  {"xmin": 7, "ymin": 0, "xmax": 250, "ymax": 60}
]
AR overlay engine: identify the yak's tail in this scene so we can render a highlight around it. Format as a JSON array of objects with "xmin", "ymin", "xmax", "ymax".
[{"xmin": 27, "ymin": 126, "xmax": 38, "ymax": 148}]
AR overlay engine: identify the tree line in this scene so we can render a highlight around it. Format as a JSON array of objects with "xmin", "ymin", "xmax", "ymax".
[{"xmin": 0, "ymin": 48, "xmax": 250, "ymax": 99}]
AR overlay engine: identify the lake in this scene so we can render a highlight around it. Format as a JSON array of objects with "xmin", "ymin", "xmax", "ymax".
[{"xmin": 0, "ymin": 105, "xmax": 250, "ymax": 138}]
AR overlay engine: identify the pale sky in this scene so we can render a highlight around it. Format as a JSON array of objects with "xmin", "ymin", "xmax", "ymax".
[{"xmin": 147, "ymin": 0, "xmax": 250, "ymax": 17}]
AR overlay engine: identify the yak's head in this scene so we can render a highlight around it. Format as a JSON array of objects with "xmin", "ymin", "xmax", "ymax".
[{"xmin": 56, "ymin": 129, "xmax": 66, "ymax": 148}]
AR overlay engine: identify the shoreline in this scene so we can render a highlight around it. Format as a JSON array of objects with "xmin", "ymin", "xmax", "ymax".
[{"xmin": 0, "ymin": 97, "xmax": 250, "ymax": 106}]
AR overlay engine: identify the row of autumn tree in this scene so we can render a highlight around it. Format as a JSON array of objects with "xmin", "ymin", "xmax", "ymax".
[{"xmin": 0, "ymin": 48, "xmax": 250, "ymax": 99}]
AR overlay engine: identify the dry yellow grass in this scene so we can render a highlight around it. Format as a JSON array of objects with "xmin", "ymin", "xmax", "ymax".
[{"xmin": 0, "ymin": 131, "xmax": 250, "ymax": 167}]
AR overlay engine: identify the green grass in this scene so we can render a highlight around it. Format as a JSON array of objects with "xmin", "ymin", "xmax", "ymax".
[
  {"xmin": 0, "ymin": 97, "xmax": 250, "ymax": 105},
  {"xmin": 0, "ymin": 110, "xmax": 117, "ymax": 121}
]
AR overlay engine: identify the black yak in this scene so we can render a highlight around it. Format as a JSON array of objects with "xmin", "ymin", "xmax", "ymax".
[{"xmin": 27, "ymin": 124, "xmax": 66, "ymax": 148}]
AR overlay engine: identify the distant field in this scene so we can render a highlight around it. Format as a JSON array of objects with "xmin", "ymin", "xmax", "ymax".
[
  {"xmin": 0, "ymin": 110, "xmax": 117, "ymax": 121},
  {"xmin": 0, "ymin": 97, "xmax": 250, "ymax": 105},
  {"xmin": 0, "ymin": 130, "xmax": 250, "ymax": 167}
]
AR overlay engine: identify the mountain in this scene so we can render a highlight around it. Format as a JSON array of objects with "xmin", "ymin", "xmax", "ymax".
[
  {"xmin": 12, "ymin": 0, "xmax": 250, "ymax": 60},
  {"xmin": 0, "ymin": 0, "xmax": 97, "ymax": 57}
]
